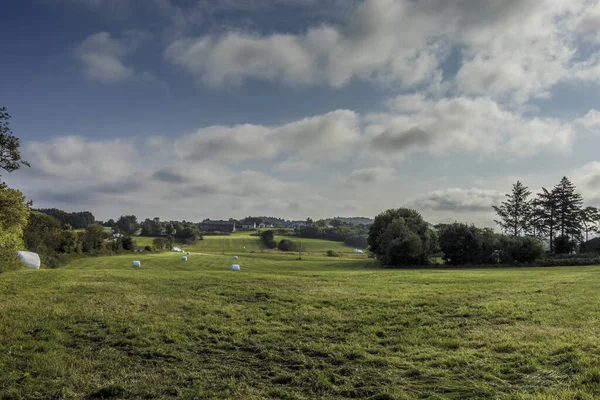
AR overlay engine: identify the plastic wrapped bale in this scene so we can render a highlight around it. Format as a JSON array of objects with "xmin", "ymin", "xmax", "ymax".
[
  {"xmin": 132, "ymin": 261, "xmax": 141, "ymax": 268},
  {"xmin": 186, "ymin": 252, "xmax": 190, "ymax": 255},
  {"xmin": 171, "ymin": 247, "xmax": 182, "ymax": 252},
  {"xmin": 181, "ymin": 256, "xmax": 188, "ymax": 261},
  {"xmin": 231, "ymin": 264, "xmax": 240, "ymax": 271},
  {"xmin": 233, "ymin": 256, "xmax": 238, "ymax": 259},
  {"xmin": 16, "ymin": 251, "xmax": 40, "ymax": 270}
]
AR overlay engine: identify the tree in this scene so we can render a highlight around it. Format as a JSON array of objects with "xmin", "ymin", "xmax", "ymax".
[
  {"xmin": 367, "ymin": 208, "xmax": 435, "ymax": 266},
  {"xmin": 580, "ymin": 206, "xmax": 600, "ymax": 243},
  {"xmin": 115, "ymin": 215, "xmax": 139, "ymax": 236},
  {"xmin": 0, "ymin": 186, "xmax": 29, "ymax": 272},
  {"xmin": 438, "ymin": 223, "xmax": 483, "ymax": 265},
  {"xmin": 535, "ymin": 187, "xmax": 559, "ymax": 253},
  {"xmin": 492, "ymin": 181, "xmax": 532, "ymax": 237},
  {"xmin": 81, "ymin": 224, "xmax": 106, "ymax": 253},
  {"xmin": 0, "ymin": 106, "xmax": 29, "ymax": 183},
  {"xmin": 553, "ymin": 177, "xmax": 583, "ymax": 252}
]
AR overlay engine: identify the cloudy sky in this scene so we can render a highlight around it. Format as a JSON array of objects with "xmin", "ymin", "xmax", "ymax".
[{"xmin": 3, "ymin": 0, "xmax": 600, "ymax": 226}]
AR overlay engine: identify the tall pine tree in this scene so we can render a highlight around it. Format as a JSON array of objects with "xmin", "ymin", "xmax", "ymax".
[
  {"xmin": 553, "ymin": 177, "xmax": 583, "ymax": 250},
  {"xmin": 492, "ymin": 181, "xmax": 532, "ymax": 237},
  {"xmin": 535, "ymin": 187, "xmax": 558, "ymax": 253}
]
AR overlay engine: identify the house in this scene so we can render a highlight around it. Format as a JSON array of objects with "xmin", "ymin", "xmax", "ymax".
[
  {"xmin": 242, "ymin": 222, "xmax": 257, "ymax": 230},
  {"xmin": 257, "ymin": 223, "xmax": 274, "ymax": 229},
  {"xmin": 201, "ymin": 220, "xmax": 236, "ymax": 233}
]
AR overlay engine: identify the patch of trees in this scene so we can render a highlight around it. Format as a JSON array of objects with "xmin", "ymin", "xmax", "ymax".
[
  {"xmin": 295, "ymin": 219, "xmax": 369, "ymax": 248},
  {"xmin": 438, "ymin": 223, "xmax": 544, "ymax": 265},
  {"xmin": 36, "ymin": 208, "xmax": 96, "ymax": 229},
  {"xmin": 493, "ymin": 178, "xmax": 600, "ymax": 254}
]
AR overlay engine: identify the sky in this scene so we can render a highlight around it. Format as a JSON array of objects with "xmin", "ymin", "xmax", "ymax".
[{"xmin": 2, "ymin": 0, "xmax": 600, "ymax": 226}]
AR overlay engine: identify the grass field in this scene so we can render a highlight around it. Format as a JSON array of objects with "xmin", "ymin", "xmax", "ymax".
[
  {"xmin": 2, "ymin": 250, "xmax": 600, "ymax": 399},
  {"xmin": 134, "ymin": 232, "xmax": 359, "ymax": 254}
]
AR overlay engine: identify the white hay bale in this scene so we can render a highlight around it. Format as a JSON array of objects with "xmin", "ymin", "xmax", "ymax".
[
  {"xmin": 186, "ymin": 252, "xmax": 190, "ymax": 255},
  {"xmin": 132, "ymin": 261, "xmax": 141, "ymax": 268},
  {"xmin": 233, "ymin": 256, "xmax": 238, "ymax": 259},
  {"xmin": 171, "ymin": 247, "xmax": 181, "ymax": 252},
  {"xmin": 16, "ymin": 251, "xmax": 40, "ymax": 270},
  {"xmin": 231, "ymin": 264, "xmax": 240, "ymax": 271},
  {"xmin": 181, "ymin": 256, "xmax": 188, "ymax": 261}
]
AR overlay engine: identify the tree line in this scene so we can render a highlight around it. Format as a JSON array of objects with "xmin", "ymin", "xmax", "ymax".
[{"xmin": 493, "ymin": 178, "xmax": 599, "ymax": 254}]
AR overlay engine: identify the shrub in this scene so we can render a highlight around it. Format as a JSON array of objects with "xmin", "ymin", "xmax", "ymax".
[
  {"xmin": 260, "ymin": 230, "xmax": 277, "ymax": 249},
  {"xmin": 144, "ymin": 245, "xmax": 152, "ymax": 252},
  {"xmin": 277, "ymin": 239, "xmax": 295, "ymax": 252},
  {"xmin": 326, "ymin": 250, "xmax": 340, "ymax": 257}
]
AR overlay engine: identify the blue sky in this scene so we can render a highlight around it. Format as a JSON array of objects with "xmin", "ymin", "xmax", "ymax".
[{"xmin": 3, "ymin": 0, "xmax": 600, "ymax": 226}]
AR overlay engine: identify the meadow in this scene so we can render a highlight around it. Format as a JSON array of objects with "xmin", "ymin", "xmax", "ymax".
[{"xmin": 1, "ymin": 244, "xmax": 600, "ymax": 399}]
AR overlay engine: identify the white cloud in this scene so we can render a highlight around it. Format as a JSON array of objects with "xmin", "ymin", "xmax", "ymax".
[
  {"xmin": 343, "ymin": 167, "xmax": 395, "ymax": 186},
  {"xmin": 74, "ymin": 30, "xmax": 148, "ymax": 83},
  {"xmin": 175, "ymin": 110, "xmax": 361, "ymax": 163},
  {"xmin": 576, "ymin": 109, "xmax": 600, "ymax": 133},
  {"xmin": 162, "ymin": 0, "xmax": 600, "ymax": 103},
  {"xmin": 365, "ymin": 96, "xmax": 574, "ymax": 160},
  {"xmin": 409, "ymin": 188, "xmax": 505, "ymax": 213},
  {"xmin": 572, "ymin": 161, "xmax": 600, "ymax": 205}
]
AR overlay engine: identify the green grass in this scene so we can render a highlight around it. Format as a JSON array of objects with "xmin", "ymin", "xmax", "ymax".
[
  {"xmin": 135, "ymin": 232, "xmax": 360, "ymax": 254},
  {"xmin": 2, "ymin": 251, "xmax": 600, "ymax": 399}
]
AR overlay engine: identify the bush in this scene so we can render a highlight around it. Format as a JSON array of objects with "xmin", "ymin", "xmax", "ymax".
[
  {"xmin": 326, "ymin": 250, "xmax": 340, "ymax": 257},
  {"xmin": 499, "ymin": 236, "xmax": 545, "ymax": 263},
  {"xmin": 277, "ymin": 239, "xmax": 295, "ymax": 252},
  {"xmin": 260, "ymin": 230, "xmax": 277, "ymax": 249},
  {"xmin": 152, "ymin": 237, "xmax": 171, "ymax": 251},
  {"xmin": 144, "ymin": 245, "xmax": 152, "ymax": 252}
]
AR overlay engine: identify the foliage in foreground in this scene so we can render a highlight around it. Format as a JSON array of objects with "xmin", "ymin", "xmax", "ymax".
[{"xmin": 1, "ymin": 255, "xmax": 600, "ymax": 399}]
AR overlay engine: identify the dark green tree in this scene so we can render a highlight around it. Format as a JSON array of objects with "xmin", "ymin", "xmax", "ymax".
[
  {"xmin": 553, "ymin": 177, "xmax": 583, "ymax": 252},
  {"xmin": 535, "ymin": 187, "xmax": 559, "ymax": 253},
  {"xmin": 492, "ymin": 181, "xmax": 532, "ymax": 237},
  {"xmin": 0, "ymin": 106, "xmax": 29, "ymax": 183},
  {"xmin": 367, "ymin": 208, "xmax": 435, "ymax": 266},
  {"xmin": 115, "ymin": 215, "xmax": 139, "ymax": 235}
]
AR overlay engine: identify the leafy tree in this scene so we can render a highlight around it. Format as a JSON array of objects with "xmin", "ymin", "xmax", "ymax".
[
  {"xmin": 438, "ymin": 223, "xmax": 483, "ymax": 265},
  {"xmin": 81, "ymin": 224, "xmax": 106, "ymax": 253},
  {"xmin": 104, "ymin": 219, "xmax": 116, "ymax": 227},
  {"xmin": 492, "ymin": 181, "xmax": 532, "ymax": 237},
  {"xmin": 367, "ymin": 208, "xmax": 435, "ymax": 266},
  {"xmin": 0, "ymin": 186, "xmax": 29, "ymax": 272},
  {"xmin": 115, "ymin": 215, "xmax": 139, "ymax": 236},
  {"xmin": 0, "ymin": 106, "xmax": 29, "ymax": 183}
]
